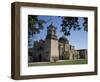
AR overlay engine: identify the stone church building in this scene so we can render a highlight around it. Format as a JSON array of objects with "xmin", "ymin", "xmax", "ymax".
[{"xmin": 28, "ymin": 23, "xmax": 87, "ymax": 62}]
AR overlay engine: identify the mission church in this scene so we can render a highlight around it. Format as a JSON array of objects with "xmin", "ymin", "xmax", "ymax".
[{"xmin": 28, "ymin": 23, "xmax": 87, "ymax": 62}]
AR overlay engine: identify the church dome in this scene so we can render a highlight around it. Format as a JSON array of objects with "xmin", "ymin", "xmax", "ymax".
[{"xmin": 59, "ymin": 36, "xmax": 69, "ymax": 44}]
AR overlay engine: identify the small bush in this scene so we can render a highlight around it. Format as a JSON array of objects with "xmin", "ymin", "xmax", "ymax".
[{"xmin": 52, "ymin": 56, "xmax": 59, "ymax": 62}]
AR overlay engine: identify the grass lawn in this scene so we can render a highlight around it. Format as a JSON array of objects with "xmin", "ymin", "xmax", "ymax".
[{"xmin": 28, "ymin": 59, "xmax": 88, "ymax": 66}]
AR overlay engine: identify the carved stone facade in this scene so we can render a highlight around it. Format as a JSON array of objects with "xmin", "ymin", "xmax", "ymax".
[{"xmin": 28, "ymin": 23, "xmax": 87, "ymax": 62}]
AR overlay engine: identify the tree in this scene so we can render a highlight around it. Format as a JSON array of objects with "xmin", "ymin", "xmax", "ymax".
[
  {"xmin": 83, "ymin": 17, "xmax": 88, "ymax": 31},
  {"xmin": 61, "ymin": 17, "xmax": 88, "ymax": 36},
  {"xmin": 28, "ymin": 15, "xmax": 45, "ymax": 46}
]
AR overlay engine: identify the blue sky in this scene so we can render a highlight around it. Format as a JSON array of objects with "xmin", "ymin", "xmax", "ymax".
[{"xmin": 31, "ymin": 15, "xmax": 87, "ymax": 49}]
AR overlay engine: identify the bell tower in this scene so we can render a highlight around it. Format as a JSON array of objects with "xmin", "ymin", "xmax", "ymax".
[{"xmin": 46, "ymin": 22, "xmax": 59, "ymax": 62}]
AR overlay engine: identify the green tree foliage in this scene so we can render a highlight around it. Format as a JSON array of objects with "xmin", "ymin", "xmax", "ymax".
[
  {"xmin": 61, "ymin": 17, "xmax": 88, "ymax": 36},
  {"xmin": 83, "ymin": 17, "xmax": 88, "ymax": 31},
  {"xmin": 28, "ymin": 15, "xmax": 45, "ymax": 46}
]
